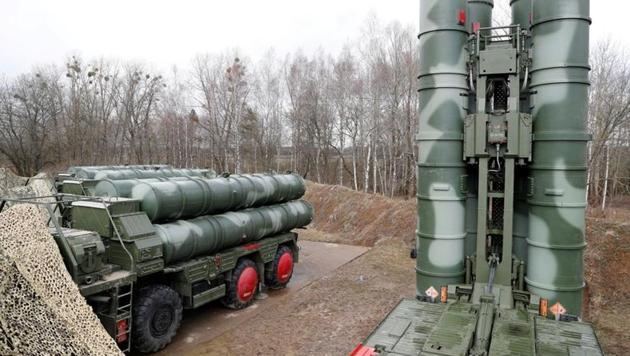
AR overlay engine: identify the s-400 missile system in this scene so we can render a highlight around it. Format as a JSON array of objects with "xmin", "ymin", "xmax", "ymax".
[{"xmin": 3, "ymin": 167, "xmax": 312, "ymax": 353}]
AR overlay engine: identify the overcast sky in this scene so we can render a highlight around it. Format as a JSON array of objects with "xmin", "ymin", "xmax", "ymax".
[{"xmin": 0, "ymin": 0, "xmax": 625, "ymax": 76}]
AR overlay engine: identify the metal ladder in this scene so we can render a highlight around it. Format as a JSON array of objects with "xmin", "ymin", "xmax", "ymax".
[{"xmin": 113, "ymin": 283, "xmax": 134, "ymax": 353}]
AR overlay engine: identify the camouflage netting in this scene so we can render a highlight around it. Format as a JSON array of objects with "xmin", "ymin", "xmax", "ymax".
[
  {"xmin": 0, "ymin": 168, "xmax": 28, "ymax": 196},
  {"xmin": 0, "ymin": 204, "xmax": 122, "ymax": 355},
  {"xmin": 0, "ymin": 168, "xmax": 59, "ymax": 220}
]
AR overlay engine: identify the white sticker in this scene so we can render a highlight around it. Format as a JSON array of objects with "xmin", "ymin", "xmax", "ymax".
[
  {"xmin": 425, "ymin": 286, "xmax": 439, "ymax": 299},
  {"xmin": 550, "ymin": 302, "xmax": 567, "ymax": 316}
]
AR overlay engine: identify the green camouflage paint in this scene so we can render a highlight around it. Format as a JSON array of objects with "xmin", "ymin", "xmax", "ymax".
[
  {"xmin": 527, "ymin": 0, "xmax": 590, "ymax": 315},
  {"xmin": 416, "ymin": 0, "xmax": 469, "ymax": 296}
]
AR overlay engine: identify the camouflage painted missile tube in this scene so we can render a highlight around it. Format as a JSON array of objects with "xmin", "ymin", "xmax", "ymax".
[
  {"xmin": 511, "ymin": 0, "xmax": 532, "ymax": 265},
  {"xmin": 466, "ymin": 0, "xmax": 493, "ymax": 33},
  {"xmin": 155, "ymin": 200, "xmax": 313, "ymax": 264},
  {"xmin": 131, "ymin": 173, "xmax": 306, "ymax": 223},
  {"xmin": 92, "ymin": 168, "xmax": 214, "ymax": 180},
  {"xmin": 510, "ymin": 0, "xmax": 531, "ymax": 35},
  {"xmin": 464, "ymin": 0, "xmax": 493, "ymax": 259},
  {"xmin": 416, "ymin": 0, "xmax": 468, "ymax": 296},
  {"xmin": 527, "ymin": 0, "xmax": 590, "ymax": 315}
]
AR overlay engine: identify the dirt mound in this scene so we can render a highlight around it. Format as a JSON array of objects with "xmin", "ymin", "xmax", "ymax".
[
  {"xmin": 304, "ymin": 181, "xmax": 416, "ymax": 246},
  {"xmin": 0, "ymin": 168, "xmax": 28, "ymax": 196},
  {"xmin": 584, "ymin": 216, "xmax": 630, "ymax": 355},
  {"xmin": 0, "ymin": 168, "xmax": 57, "ymax": 218}
]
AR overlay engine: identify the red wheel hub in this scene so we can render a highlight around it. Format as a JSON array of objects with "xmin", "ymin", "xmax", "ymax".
[
  {"xmin": 237, "ymin": 266, "xmax": 258, "ymax": 302},
  {"xmin": 276, "ymin": 252, "xmax": 294, "ymax": 284}
]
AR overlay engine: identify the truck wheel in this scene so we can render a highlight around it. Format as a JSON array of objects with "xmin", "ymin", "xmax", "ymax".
[
  {"xmin": 222, "ymin": 258, "xmax": 258, "ymax": 309},
  {"xmin": 266, "ymin": 245, "xmax": 294, "ymax": 289},
  {"xmin": 132, "ymin": 284, "xmax": 183, "ymax": 353}
]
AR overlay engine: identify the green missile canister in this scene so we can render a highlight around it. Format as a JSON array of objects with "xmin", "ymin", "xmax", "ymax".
[
  {"xmin": 70, "ymin": 165, "xmax": 171, "ymax": 179},
  {"xmin": 92, "ymin": 168, "xmax": 214, "ymax": 180},
  {"xmin": 131, "ymin": 173, "xmax": 306, "ymax": 223},
  {"xmin": 155, "ymin": 200, "xmax": 313, "ymax": 264},
  {"xmin": 416, "ymin": 0, "xmax": 468, "ymax": 296},
  {"xmin": 527, "ymin": 0, "xmax": 590, "ymax": 316}
]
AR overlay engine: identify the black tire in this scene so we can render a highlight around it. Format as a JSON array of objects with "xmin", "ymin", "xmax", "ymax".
[
  {"xmin": 222, "ymin": 258, "xmax": 258, "ymax": 310},
  {"xmin": 266, "ymin": 245, "xmax": 295, "ymax": 289},
  {"xmin": 132, "ymin": 284, "xmax": 183, "ymax": 353}
]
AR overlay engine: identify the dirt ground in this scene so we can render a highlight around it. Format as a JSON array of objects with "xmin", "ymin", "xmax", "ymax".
[
  {"xmin": 155, "ymin": 240, "xmax": 370, "ymax": 356},
  {"xmin": 186, "ymin": 232, "xmax": 415, "ymax": 356},
  {"xmin": 186, "ymin": 182, "xmax": 630, "ymax": 356},
  {"xmin": 583, "ymin": 205, "xmax": 630, "ymax": 355}
]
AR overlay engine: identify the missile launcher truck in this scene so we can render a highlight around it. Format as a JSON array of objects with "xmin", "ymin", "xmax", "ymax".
[
  {"xmin": 3, "ymin": 167, "xmax": 313, "ymax": 353},
  {"xmin": 352, "ymin": 0, "xmax": 604, "ymax": 355}
]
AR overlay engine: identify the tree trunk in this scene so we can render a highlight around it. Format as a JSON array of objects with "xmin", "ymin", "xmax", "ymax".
[
  {"xmin": 364, "ymin": 142, "xmax": 371, "ymax": 193},
  {"xmin": 602, "ymin": 145, "xmax": 610, "ymax": 210}
]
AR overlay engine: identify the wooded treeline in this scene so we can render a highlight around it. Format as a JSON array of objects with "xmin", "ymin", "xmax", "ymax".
[
  {"xmin": 587, "ymin": 40, "xmax": 630, "ymax": 209},
  {"xmin": 0, "ymin": 18, "xmax": 418, "ymax": 197},
  {"xmin": 0, "ymin": 19, "xmax": 627, "ymax": 207}
]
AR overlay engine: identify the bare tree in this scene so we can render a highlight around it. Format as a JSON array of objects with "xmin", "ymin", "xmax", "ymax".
[
  {"xmin": 158, "ymin": 66, "xmax": 197, "ymax": 167},
  {"xmin": 63, "ymin": 56, "xmax": 121, "ymax": 165},
  {"xmin": 251, "ymin": 49, "xmax": 284, "ymax": 171},
  {"xmin": 0, "ymin": 68, "xmax": 64, "ymax": 175},
  {"xmin": 587, "ymin": 39, "xmax": 630, "ymax": 208},
  {"xmin": 115, "ymin": 64, "xmax": 165, "ymax": 163},
  {"xmin": 191, "ymin": 53, "xmax": 250, "ymax": 173}
]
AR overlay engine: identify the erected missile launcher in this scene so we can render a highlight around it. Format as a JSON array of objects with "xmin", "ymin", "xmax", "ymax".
[
  {"xmin": 353, "ymin": 0, "xmax": 603, "ymax": 355},
  {"xmin": 5, "ymin": 166, "xmax": 312, "ymax": 353}
]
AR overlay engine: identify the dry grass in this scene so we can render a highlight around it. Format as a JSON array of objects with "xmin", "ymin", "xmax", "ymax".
[
  {"xmin": 304, "ymin": 181, "xmax": 416, "ymax": 246},
  {"xmin": 584, "ymin": 215, "xmax": 630, "ymax": 355}
]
